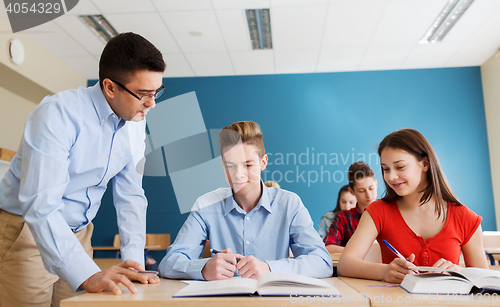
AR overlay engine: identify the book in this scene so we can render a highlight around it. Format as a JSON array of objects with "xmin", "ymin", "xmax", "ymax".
[
  {"xmin": 400, "ymin": 266, "xmax": 500, "ymax": 294},
  {"xmin": 173, "ymin": 272, "xmax": 340, "ymax": 297}
]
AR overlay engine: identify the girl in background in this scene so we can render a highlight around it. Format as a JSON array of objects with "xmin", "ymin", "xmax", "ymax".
[
  {"xmin": 338, "ymin": 128, "xmax": 488, "ymax": 283},
  {"xmin": 317, "ymin": 185, "xmax": 357, "ymax": 238}
]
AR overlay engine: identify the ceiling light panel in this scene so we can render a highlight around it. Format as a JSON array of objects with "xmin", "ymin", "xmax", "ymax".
[
  {"xmin": 420, "ymin": 0, "xmax": 475, "ymax": 43},
  {"xmin": 105, "ymin": 13, "xmax": 180, "ymax": 53},
  {"xmin": 160, "ymin": 11, "xmax": 226, "ymax": 53},
  {"xmin": 79, "ymin": 15, "xmax": 118, "ymax": 43},
  {"xmin": 436, "ymin": 0, "xmax": 500, "ymax": 43},
  {"xmin": 246, "ymin": 9, "xmax": 272, "ymax": 50}
]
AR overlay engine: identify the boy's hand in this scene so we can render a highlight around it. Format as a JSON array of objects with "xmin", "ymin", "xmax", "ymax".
[
  {"xmin": 80, "ymin": 259, "xmax": 159, "ymax": 295},
  {"xmin": 235, "ymin": 255, "xmax": 270, "ymax": 279},
  {"xmin": 201, "ymin": 248, "xmax": 238, "ymax": 280}
]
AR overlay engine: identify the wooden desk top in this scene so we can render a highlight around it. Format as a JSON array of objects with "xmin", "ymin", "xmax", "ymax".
[
  {"xmin": 61, "ymin": 278, "xmax": 370, "ymax": 307},
  {"xmin": 339, "ymin": 277, "xmax": 492, "ymax": 307},
  {"xmin": 484, "ymin": 247, "xmax": 500, "ymax": 254}
]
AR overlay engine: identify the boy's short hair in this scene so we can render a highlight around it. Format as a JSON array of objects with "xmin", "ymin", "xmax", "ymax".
[
  {"xmin": 219, "ymin": 121, "xmax": 265, "ymax": 158},
  {"xmin": 347, "ymin": 161, "xmax": 375, "ymax": 190},
  {"xmin": 99, "ymin": 32, "xmax": 166, "ymax": 88}
]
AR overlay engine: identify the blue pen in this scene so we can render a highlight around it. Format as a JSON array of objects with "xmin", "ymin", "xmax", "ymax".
[
  {"xmin": 382, "ymin": 240, "xmax": 419, "ymax": 274},
  {"xmin": 210, "ymin": 248, "xmax": 240, "ymax": 262}
]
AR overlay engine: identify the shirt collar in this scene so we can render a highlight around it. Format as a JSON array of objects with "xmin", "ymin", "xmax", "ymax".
[
  {"xmin": 223, "ymin": 181, "xmax": 272, "ymax": 216},
  {"xmin": 89, "ymin": 82, "xmax": 120, "ymax": 125}
]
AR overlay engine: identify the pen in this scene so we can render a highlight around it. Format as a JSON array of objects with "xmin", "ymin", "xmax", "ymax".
[
  {"xmin": 210, "ymin": 249, "xmax": 240, "ymax": 262},
  {"xmin": 382, "ymin": 240, "xmax": 419, "ymax": 274}
]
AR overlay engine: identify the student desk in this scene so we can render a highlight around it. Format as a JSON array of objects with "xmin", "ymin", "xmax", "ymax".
[
  {"xmin": 339, "ymin": 277, "xmax": 494, "ymax": 307},
  {"xmin": 61, "ymin": 278, "xmax": 370, "ymax": 307}
]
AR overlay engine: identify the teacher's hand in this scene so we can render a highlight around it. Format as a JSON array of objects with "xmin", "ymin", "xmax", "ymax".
[{"xmin": 80, "ymin": 259, "xmax": 159, "ymax": 295}]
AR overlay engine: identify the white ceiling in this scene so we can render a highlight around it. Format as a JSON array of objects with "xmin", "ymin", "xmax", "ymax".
[{"xmin": 2, "ymin": 0, "xmax": 500, "ymax": 79}]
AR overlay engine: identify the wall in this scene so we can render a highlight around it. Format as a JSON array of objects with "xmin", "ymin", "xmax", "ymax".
[
  {"xmin": 0, "ymin": 16, "xmax": 86, "ymax": 151},
  {"xmin": 0, "ymin": 86, "xmax": 36, "ymax": 150},
  {"xmin": 91, "ymin": 66, "xmax": 495, "ymax": 262},
  {"xmin": 481, "ymin": 53, "xmax": 500, "ymax": 230}
]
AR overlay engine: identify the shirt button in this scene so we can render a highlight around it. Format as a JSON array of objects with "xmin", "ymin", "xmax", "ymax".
[
  {"xmin": 89, "ymin": 188, "xmax": 93, "ymax": 192},
  {"xmin": 101, "ymin": 119, "xmax": 105, "ymax": 122},
  {"xmin": 112, "ymin": 115, "xmax": 116, "ymax": 118},
  {"xmin": 245, "ymin": 241, "xmax": 250, "ymax": 245},
  {"xmin": 111, "ymin": 156, "xmax": 115, "ymax": 159},
  {"xmin": 245, "ymin": 216, "xmax": 250, "ymax": 220}
]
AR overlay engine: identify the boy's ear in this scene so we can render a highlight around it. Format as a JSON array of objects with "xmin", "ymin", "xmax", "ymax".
[
  {"xmin": 348, "ymin": 187, "xmax": 355, "ymax": 195},
  {"xmin": 260, "ymin": 154, "xmax": 268, "ymax": 171}
]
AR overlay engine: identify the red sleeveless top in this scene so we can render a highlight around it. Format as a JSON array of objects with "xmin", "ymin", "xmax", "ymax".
[{"xmin": 366, "ymin": 199, "xmax": 481, "ymax": 266}]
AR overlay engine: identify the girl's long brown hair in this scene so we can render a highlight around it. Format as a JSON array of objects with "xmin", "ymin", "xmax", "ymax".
[{"xmin": 378, "ymin": 128, "xmax": 462, "ymax": 218}]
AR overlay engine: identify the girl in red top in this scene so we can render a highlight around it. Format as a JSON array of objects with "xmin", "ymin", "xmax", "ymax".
[{"xmin": 338, "ymin": 128, "xmax": 488, "ymax": 283}]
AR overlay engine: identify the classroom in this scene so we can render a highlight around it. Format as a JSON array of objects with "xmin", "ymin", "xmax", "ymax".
[{"xmin": 1, "ymin": 0, "xmax": 500, "ymax": 306}]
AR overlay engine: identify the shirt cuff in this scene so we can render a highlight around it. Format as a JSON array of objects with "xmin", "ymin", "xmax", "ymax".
[
  {"xmin": 121, "ymin": 248, "xmax": 145, "ymax": 267},
  {"xmin": 265, "ymin": 259, "xmax": 288, "ymax": 273},
  {"xmin": 58, "ymin": 252, "xmax": 101, "ymax": 292},
  {"xmin": 187, "ymin": 258, "xmax": 211, "ymax": 280}
]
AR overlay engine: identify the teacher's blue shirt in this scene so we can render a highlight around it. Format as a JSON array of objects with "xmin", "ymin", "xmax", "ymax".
[
  {"xmin": 159, "ymin": 184, "xmax": 333, "ymax": 279},
  {"xmin": 0, "ymin": 83, "xmax": 147, "ymax": 291}
]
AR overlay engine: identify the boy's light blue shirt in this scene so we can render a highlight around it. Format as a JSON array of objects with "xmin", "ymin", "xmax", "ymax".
[
  {"xmin": 159, "ymin": 184, "xmax": 333, "ymax": 279},
  {"xmin": 0, "ymin": 83, "xmax": 147, "ymax": 291}
]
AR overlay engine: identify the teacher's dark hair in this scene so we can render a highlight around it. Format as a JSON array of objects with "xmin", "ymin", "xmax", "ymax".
[{"xmin": 99, "ymin": 32, "xmax": 166, "ymax": 88}]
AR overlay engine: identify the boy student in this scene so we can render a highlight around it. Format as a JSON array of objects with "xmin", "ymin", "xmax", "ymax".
[
  {"xmin": 324, "ymin": 161, "xmax": 377, "ymax": 254},
  {"xmin": 0, "ymin": 33, "xmax": 164, "ymax": 306},
  {"xmin": 159, "ymin": 121, "xmax": 333, "ymax": 280}
]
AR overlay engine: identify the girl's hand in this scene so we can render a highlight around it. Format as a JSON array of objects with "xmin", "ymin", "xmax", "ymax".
[
  {"xmin": 382, "ymin": 253, "xmax": 417, "ymax": 283},
  {"xmin": 432, "ymin": 258, "xmax": 462, "ymax": 271}
]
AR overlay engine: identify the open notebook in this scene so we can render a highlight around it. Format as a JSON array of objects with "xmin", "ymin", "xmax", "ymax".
[
  {"xmin": 173, "ymin": 272, "xmax": 340, "ymax": 297},
  {"xmin": 401, "ymin": 267, "xmax": 500, "ymax": 294}
]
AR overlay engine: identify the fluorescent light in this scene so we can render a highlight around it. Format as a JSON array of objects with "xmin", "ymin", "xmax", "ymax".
[
  {"xmin": 79, "ymin": 15, "xmax": 119, "ymax": 43},
  {"xmin": 246, "ymin": 9, "xmax": 272, "ymax": 50},
  {"xmin": 419, "ymin": 0, "xmax": 475, "ymax": 44}
]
